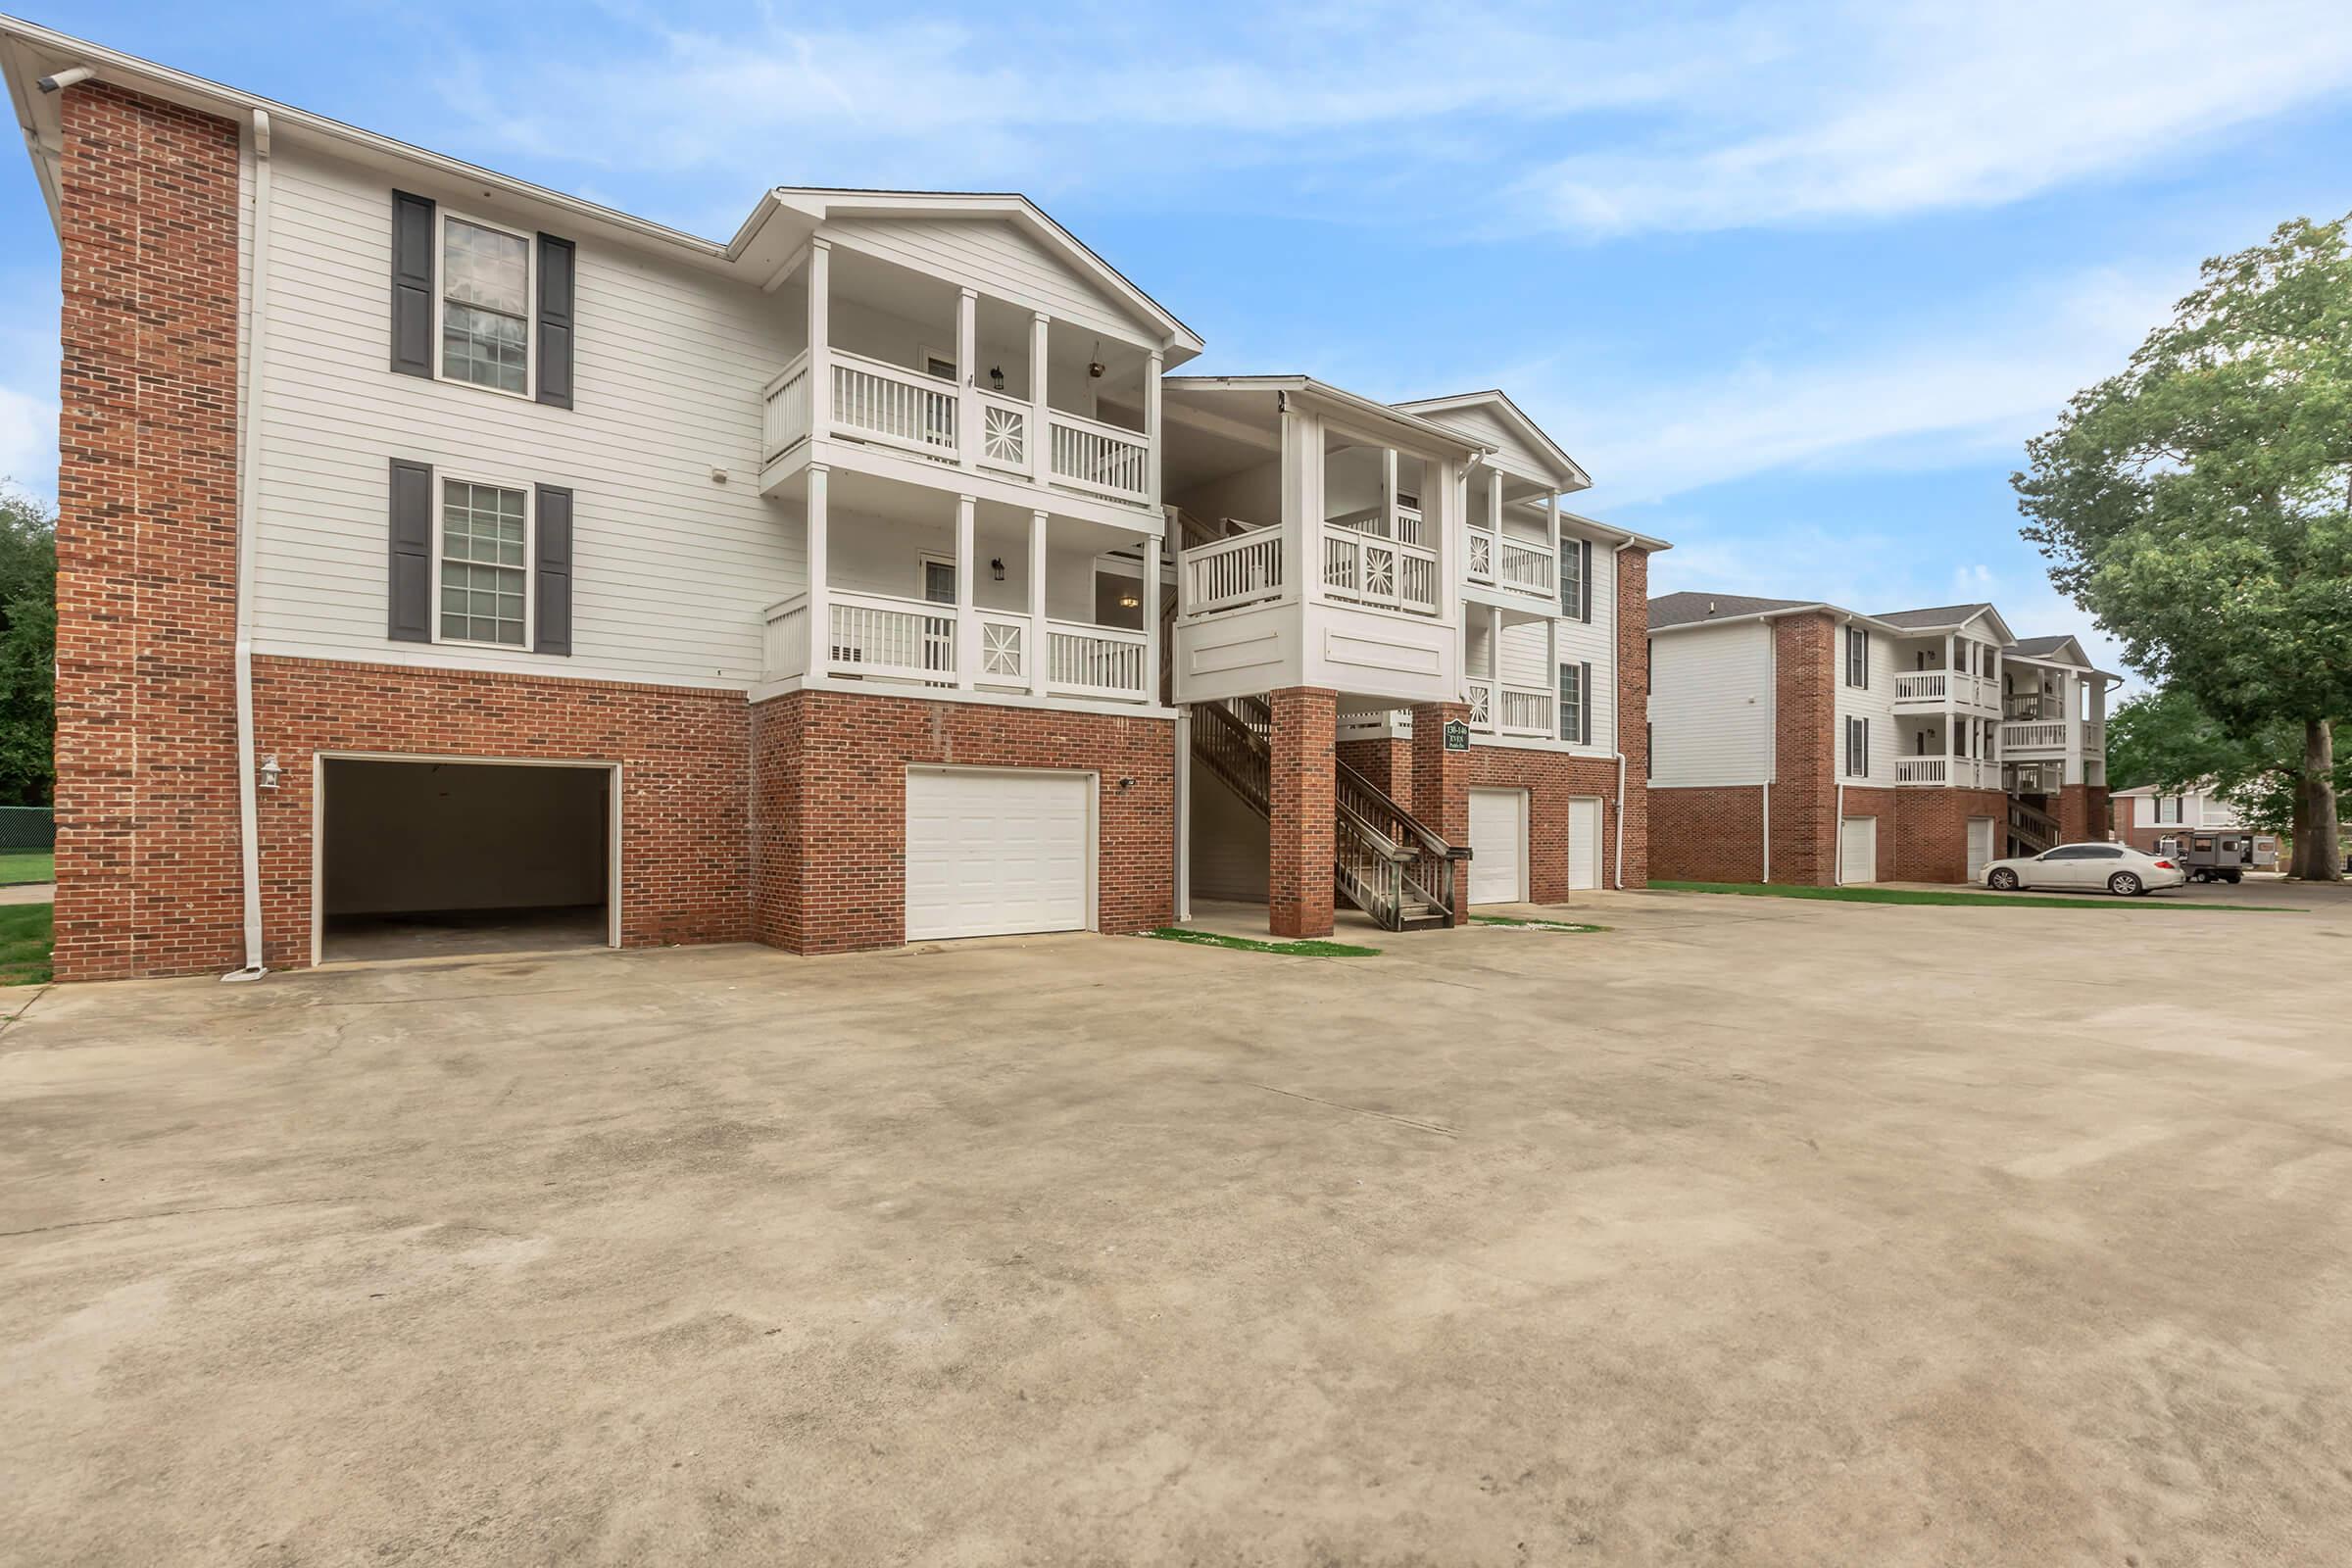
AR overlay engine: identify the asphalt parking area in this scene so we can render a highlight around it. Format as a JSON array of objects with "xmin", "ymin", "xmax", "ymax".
[{"xmin": 4, "ymin": 888, "xmax": 2349, "ymax": 1564}]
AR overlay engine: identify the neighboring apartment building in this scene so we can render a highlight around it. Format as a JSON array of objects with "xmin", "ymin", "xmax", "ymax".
[
  {"xmin": 2111, "ymin": 783, "xmax": 2278, "ymax": 864},
  {"xmin": 5, "ymin": 22, "xmax": 1662, "ymax": 978},
  {"xmin": 1646, "ymin": 596, "xmax": 2114, "ymax": 886}
]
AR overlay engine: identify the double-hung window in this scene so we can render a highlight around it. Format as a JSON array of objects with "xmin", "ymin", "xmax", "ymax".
[
  {"xmin": 1845, "ymin": 626, "xmax": 1869, "ymax": 688},
  {"xmin": 437, "ymin": 479, "xmax": 531, "ymax": 647},
  {"xmin": 1845, "ymin": 715, "xmax": 1869, "ymax": 777},
  {"xmin": 440, "ymin": 215, "xmax": 533, "ymax": 395},
  {"xmin": 1558, "ymin": 660, "xmax": 1592, "ymax": 745}
]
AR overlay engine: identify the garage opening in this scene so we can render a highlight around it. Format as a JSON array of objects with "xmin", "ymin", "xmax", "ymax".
[{"xmin": 319, "ymin": 759, "xmax": 612, "ymax": 962}]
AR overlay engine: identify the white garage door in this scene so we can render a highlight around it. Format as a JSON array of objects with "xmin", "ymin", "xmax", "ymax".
[
  {"xmin": 1468, "ymin": 789, "xmax": 1528, "ymax": 904},
  {"xmin": 1840, "ymin": 815, "xmax": 1879, "ymax": 885},
  {"xmin": 1967, "ymin": 816, "xmax": 1994, "ymax": 881},
  {"xmin": 1568, "ymin": 797, "xmax": 1602, "ymax": 891},
  {"xmin": 906, "ymin": 768, "xmax": 1091, "ymax": 940}
]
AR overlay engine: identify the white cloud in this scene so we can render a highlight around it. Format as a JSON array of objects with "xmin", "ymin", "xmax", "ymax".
[
  {"xmin": 1513, "ymin": 263, "xmax": 2184, "ymax": 507},
  {"xmin": 1520, "ymin": 0, "xmax": 2352, "ymax": 236}
]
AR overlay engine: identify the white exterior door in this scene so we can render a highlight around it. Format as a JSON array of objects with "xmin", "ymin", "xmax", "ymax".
[
  {"xmin": 1966, "ymin": 816, "xmax": 1993, "ymax": 881},
  {"xmin": 1567, "ymin": 797, "xmax": 1602, "ymax": 891},
  {"xmin": 905, "ymin": 768, "xmax": 1091, "ymax": 940},
  {"xmin": 1839, "ymin": 815, "xmax": 1878, "ymax": 885},
  {"xmin": 1468, "ymin": 788, "xmax": 1528, "ymax": 904}
]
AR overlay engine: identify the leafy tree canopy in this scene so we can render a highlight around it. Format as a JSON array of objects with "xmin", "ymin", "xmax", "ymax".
[
  {"xmin": 2108, "ymin": 688, "xmax": 2345, "ymax": 836},
  {"xmin": 0, "ymin": 486, "xmax": 56, "ymax": 808}
]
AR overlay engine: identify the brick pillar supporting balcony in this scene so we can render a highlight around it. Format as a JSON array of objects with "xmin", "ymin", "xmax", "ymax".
[
  {"xmin": 1268, "ymin": 686, "xmax": 1336, "ymax": 938},
  {"xmin": 1409, "ymin": 700, "xmax": 1471, "ymax": 925}
]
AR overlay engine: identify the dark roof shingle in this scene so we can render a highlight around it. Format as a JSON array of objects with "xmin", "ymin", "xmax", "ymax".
[{"xmin": 1647, "ymin": 591, "xmax": 1813, "ymax": 629}]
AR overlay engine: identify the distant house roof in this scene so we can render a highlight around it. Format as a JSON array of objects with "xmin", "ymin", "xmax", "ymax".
[{"xmin": 1872, "ymin": 603, "xmax": 1992, "ymax": 629}]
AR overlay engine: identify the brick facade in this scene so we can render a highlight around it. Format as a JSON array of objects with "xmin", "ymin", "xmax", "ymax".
[
  {"xmin": 1466, "ymin": 748, "xmax": 1637, "ymax": 896},
  {"xmin": 2056, "ymin": 783, "xmax": 2107, "ymax": 847},
  {"xmin": 1769, "ymin": 612, "xmax": 1839, "ymax": 885},
  {"xmin": 1336, "ymin": 737, "xmax": 1409, "ymax": 803},
  {"xmin": 253, "ymin": 659, "xmax": 752, "ymax": 968},
  {"xmin": 1409, "ymin": 702, "xmax": 1471, "ymax": 924},
  {"xmin": 1267, "ymin": 687, "xmax": 1337, "ymax": 938},
  {"xmin": 1648, "ymin": 786, "xmax": 1766, "ymax": 883},
  {"xmin": 750, "ymin": 690, "xmax": 1175, "ymax": 955},
  {"xmin": 1890, "ymin": 787, "xmax": 2006, "ymax": 883},
  {"xmin": 51, "ymin": 83, "xmax": 246, "ymax": 982}
]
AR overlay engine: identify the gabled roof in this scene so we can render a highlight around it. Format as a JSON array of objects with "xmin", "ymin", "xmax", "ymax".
[
  {"xmin": 761, "ymin": 188, "xmax": 1200, "ymax": 358},
  {"xmin": 1164, "ymin": 375, "xmax": 1493, "ymax": 459},
  {"xmin": 1871, "ymin": 602, "xmax": 2018, "ymax": 644},
  {"xmin": 1392, "ymin": 390, "xmax": 1592, "ymax": 490},
  {"xmin": 1648, "ymin": 592, "xmax": 1865, "ymax": 631},
  {"xmin": 2010, "ymin": 634, "xmax": 2088, "ymax": 662}
]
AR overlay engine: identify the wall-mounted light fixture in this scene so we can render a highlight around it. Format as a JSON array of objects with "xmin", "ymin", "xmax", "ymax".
[
  {"xmin": 990, "ymin": 558, "xmax": 1006, "ymax": 582},
  {"xmin": 258, "ymin": 754, "xmax": 282, "ymax": 791},
  {"xmin": 1088, "ymin": 339, "xmax": 1105, "ymax": 379},
  {"xmin": 988, "ymin": 366, "xmax": 1005, "ymax": 392}
]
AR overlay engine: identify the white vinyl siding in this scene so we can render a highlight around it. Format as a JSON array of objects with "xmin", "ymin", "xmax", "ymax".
[
  {"xmin": 1422, "ymin": 405, "xmax": 1555, "ymax": 478},
  {"xmin": 1648, "ymin": 621, "xmax": 1772, "ymax": 786},
  {"xmin": 820, "ymin": 216, "xmax": 1151, "ymax": 347},
  {"xmin": 1832, "ymin": 624, "xmax": 1898, "ymax": 787},
  {"xmin": 248, "ymin": 142, "xmax": 799, "ymax": 688},
  {"xmin": 1483, "ymin": 531, "xmax": 1615, "ymax": 754}
]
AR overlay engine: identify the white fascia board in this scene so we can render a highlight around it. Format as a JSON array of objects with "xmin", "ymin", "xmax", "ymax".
[
  {"xmin": 1167, "ymin": 375, "xmax": 1491, "ymax": 460},
  {"xmin": 1394, "ymin": 389, "xmax": 1592, "ymax": 491},
  {"xmin": 1650, "ymin": 604, "xmax": 1895, "ymax": 637}
]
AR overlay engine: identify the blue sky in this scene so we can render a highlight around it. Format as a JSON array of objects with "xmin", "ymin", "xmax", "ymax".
[{"xmin": 8, "ymin": 1, "xmax": 2352, "ymax": 681}]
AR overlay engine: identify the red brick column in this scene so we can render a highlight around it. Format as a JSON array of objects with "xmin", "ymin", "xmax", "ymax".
[
  {"xmin": 1409, "ymin": 701, "xmax": 1471, "ymax": 924},
  {"xmin": 1268, "ymin": 686, "xmax": 1336, "ymax": 938},
  {"xmin": 52, "ymin": 83, "xmax": 245, "ymax": 980},
  {"xmin": 2057, "ymin": 783, "xmax": 2099, "ymax": 845},
  {"xmin": 1615, "ymin": 547, "xmax": 1652, "ymax": 888},
  {"xmin": 1770, "ymin": 612, "xmax": 1839, "ymax": 886}
]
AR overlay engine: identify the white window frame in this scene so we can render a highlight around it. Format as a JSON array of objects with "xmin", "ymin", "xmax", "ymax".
[
  {"xmin": 917, "ymin": 345, "xmax": 959, "ymax": 382},
  {"xmin": 430, "ymin": 471, "xmax": 536, "ymax": 653},
  {"xmin": 917, "ymin": 552, "xmax": 958, "ymax": 606},
  {"xmin": 432, "ymin": 207, "xmax": 537, "ymax": 403}
]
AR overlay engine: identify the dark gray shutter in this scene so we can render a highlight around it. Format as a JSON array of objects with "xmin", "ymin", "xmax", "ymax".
[
  {"xmin": 1580, "ymin": 661, "xmax": 1594, "ymax": 743},
  {"xmin": 536, "ymin": 233, "xmax": 575, "ymax": 409},
  {"xmin": 1579, "ymin": 539, "xmax": 1594, "ymax": 622},
  {"xmin": 390, "ymin": 191, "xmax": 436, "ymax": 377},
  {"xmin": 388, "ymin": 459, "xmax": 434, "ymax": 641},
  {"xmin": 534, "ymin": 484, "xmax": 573, "ymax": 656}
]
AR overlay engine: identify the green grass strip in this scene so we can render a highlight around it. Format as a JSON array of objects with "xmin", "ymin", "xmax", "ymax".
[
  {"xmin": 0, "ymin": 850, "xmax": 53, "ymax": 887},
  {"xmin": 1145, "ymin": 927, "xmax": 1382, "ymax": 957},
  {"xmin": 1650, "ymin": 880, "xmax": 2294, "ymax": 912},
  {"xmin": 1470, "ymin": 914, "xmax": 1609, "ymax": 932},
  {"xmin": 0, "ymin": 902, "xmax": 53, "ymax": 986}
]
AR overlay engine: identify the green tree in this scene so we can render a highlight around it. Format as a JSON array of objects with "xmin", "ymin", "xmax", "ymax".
[
  {"xmin": 0, "ymin": 487, "xmax": 56, "ymax": 808},
  {"xmin": 2108, "ymin": 687, "xmax": 2347, "ymax": 843},
  {"xmin": 2014, "ymin": 215, "xmax": 2352, "ymax": 880}
]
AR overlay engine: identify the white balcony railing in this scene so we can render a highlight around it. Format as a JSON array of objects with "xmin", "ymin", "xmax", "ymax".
[
  {"xmin": 2003, "ymin": 720, "xmax": 2067, "ymax": 752},
  {"xmin": 1893, "ymin": 671, "xmax": 1945, "ymax": 703},
  {"xmin": 830, "ymin": 349, "xmax": 958, "ymax": 462},
  {"xmin": 1047, "ymin": 621, "xmax": 1150, "ymax": 700},
  {"xmin": 1467, "ymin": 677, "xmax": 1554, "ymax": 738},
  {"xmin": 1321, "ymin": 529, "xmax": 1440, "ymax": 615},
  {"xmin": 1896, "ymin": 758, "xmax": 1947, "ymax": 784},
  {"xmin": 1182, "ymin": 527, "xmax": 1284, "ymax": 615},
  {"xmin": 761, "ymin": 352, "xmax": 812, "ymax": 466},
  {"xmin": 1048, "ymin": 410, "xmax": 1151, "ymax": 502},
  {"xmin": 829, "ymin": 589, "xmax": 956, "ymax": 683},
  {"xmin": 1497, "ymin": 537, "xmax": 1555, "ymax": 597},
  {"xmin": 762, "ymin": 594, "xmax": 810, "ymax": 681},
  {"xmin": 973, "ymin": 391, "xmax": 1030, "ymax": 475},
  {"xmin": 764, "ymin": 588, "xmax": 1148, "ymax": 703}
]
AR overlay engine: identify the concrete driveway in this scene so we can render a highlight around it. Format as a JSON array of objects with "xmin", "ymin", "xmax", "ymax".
[{"xmin": 4, "ymin": 889, "xmax": 2349, "ymax": 1565}]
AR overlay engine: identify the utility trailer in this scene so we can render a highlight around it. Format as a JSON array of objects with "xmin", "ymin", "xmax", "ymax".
[{"xmin": 2175, "ymin": 830, "xmax": 2251, "ymax": 884}]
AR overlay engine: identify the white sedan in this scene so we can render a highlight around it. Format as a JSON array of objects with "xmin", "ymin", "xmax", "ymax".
[{"xmin": 1984, "ymin": 842, "xmax": 2187, "ymax": 897}]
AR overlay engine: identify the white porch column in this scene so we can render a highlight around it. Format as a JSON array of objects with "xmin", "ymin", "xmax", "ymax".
[
  {"xmin": 1382, "ymin": 446, "xmax": 1400, "ymax": 539},
  {"xmin": 1488, "ymin": 466, "xmax": 1502, "ymax": 534},
  {"xmin": 806, "ymin": 462, "xmax": 830, "ymax": 676},
  {"xmin": 807, "ymin": 239, "xmax": 831, "ymax": 437},
  {"xmin": 1944, "ymin": 631, "xmax": 1957, "ymax": 775},
  {"xmin": 1027, "ymin": 509, "xmax": 1050, "ymax": 698},
  {"xmin": 1142, "ymin": 529, "xmax": 1162, "ymax": 705},
  {"xmin": 1145, "ymin": 350, "xmax": 1163, "ymax": 507},
  {"xmin": 954, "ymin": 493, "xmax": 977, "ymax": 689},
  {"xmin": 956, "ymin": 287, "xmax": 978, "ymax": 470},
  {"xmin": 1488, "ymin": 604, "xmax": 1503, "ymax": 680},
  {"xmin": 1030, "ymin": 312, "xmax": 1051, "ymax": 484},
  {"xmin": 1545, "ymin": 614, "xmax": 1560, "ymax": 741},
  {"xmin": 1547, "ymin": 490, "xmax": 1561, "ymax": 602}
]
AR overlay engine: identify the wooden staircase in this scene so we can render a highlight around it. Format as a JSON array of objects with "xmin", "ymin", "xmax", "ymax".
[
  {"xmin": 1191, "ymin": 694, "xmax": 1466, "ymax": 932},
  {"xmin": 2007, "ymin": 797, "xmax": 2059, "ymax": 857}
]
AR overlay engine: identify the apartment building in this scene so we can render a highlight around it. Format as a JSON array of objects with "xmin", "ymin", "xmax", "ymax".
[
  {"xmin": 1646, "ymin": 595, "xmax": 2114, "ymax": 886},
  {"xmin": 1165, "ymin": 384, "xmax": 1662, "ymax": 929},
  {"xmin": 6, "ymin": 21, "xmax": 1662, "ymax": 979}
]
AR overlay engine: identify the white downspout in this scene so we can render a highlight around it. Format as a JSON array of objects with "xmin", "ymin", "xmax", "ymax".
[
  {"xmin": 1761, "ymin": 781, "xmax": 1771, "ymax": 883},
  {"xmin": 1609, "ymin": 538, "xmax": 1634, "ymax": 890},
  {"xmin": 1763, "ymin": 612, "xmax": 1778, "ymax": 882},
  {"xmin": 222, "ymin": 108, "xmax": 272, "ymax": 982}
]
